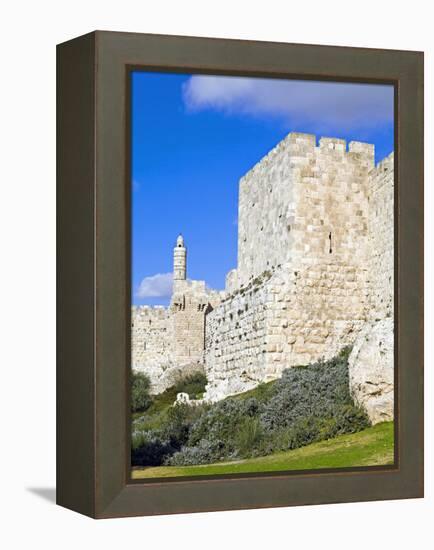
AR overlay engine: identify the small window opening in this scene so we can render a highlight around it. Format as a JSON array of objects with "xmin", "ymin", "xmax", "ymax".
[{"xmin": 329, "ymin": 232, "xmax": 333, "ymax": 254}]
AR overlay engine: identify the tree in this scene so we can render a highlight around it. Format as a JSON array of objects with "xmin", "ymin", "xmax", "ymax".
[{"xmin": 131, "ymin": 371, "xmax": 152, "ymax": 412}]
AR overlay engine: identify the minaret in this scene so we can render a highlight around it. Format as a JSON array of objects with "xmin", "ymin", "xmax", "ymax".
[{"xmin": 173, "ymin": 234, "xmax": 187, "ymax": 285}]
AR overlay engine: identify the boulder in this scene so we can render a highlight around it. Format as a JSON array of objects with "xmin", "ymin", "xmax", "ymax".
[{"xmin": 348, "ymin": 318, "xmax": 394, "ymax": 424}]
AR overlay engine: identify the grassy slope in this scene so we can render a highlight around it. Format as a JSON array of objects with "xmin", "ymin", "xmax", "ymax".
[{"xmin": 132, "ymin": 421, "xmax": 394, "ymax": 479}]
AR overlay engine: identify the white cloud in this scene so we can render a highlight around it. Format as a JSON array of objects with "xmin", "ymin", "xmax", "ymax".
[
  {"xmin": 182, "ymin": 76, "xmax": 393, "ymax": 130},
  {"xmin": 136, "ymin": 272, "xmax": 173, "ymax": 298}
]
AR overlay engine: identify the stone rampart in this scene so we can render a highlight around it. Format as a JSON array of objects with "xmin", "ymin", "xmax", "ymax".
[
  {"xmin": 205, "ymin": 134, "xmax": 394, "ymax": 405},
  {"xmin": 132, "ymin": 133, "xmax": 394, "ymax": 418}
]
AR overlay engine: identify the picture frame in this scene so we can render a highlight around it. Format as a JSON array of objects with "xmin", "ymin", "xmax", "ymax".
[{"xmin": 57, "ymin": 30, "xmax": 423, "ymax": 518}]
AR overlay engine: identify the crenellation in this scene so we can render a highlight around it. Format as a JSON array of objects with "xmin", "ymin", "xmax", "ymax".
[
  {"xmin": 319, "ymin": 136, "xmax": 346, "ymax": 152},
  {"xmin": 236, "ymin": 132, "xmax": 376, "ymax": 288}
]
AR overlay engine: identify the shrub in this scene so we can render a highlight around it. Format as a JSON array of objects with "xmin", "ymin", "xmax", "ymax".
[
  {"xmin": 161, "ymin": 402, "xmax": 205, "ymax": 447},
  {"xmin": 166, "ymin": 398, "xmax": 260, "ymax": 465},
  {"xmin": 166, "ymin": 440, "xmax": 221, "ymax": 466},
  {"xmin": 131, "ymin": 431, "xmax": 177, "ymax": 467},
  {"xmin": 260, "ymin": 348, "xmax": 360, "ymax": 432},
  {"xmin": 131, "ymin": 371, "xmax": 152, "ymax": 413},
  {"xmin": 189, "ymin": 398, "xmax": 259, "ymax": 447},
  {"xmin": 131, "ymin": 401, "xmax": 207, "ymax": 467},
  {"xmin": 132, "ymin": 348, "xmax": 371, "ymax": 468},
  {"xmin": 234, "ymin": 381, "xmax": 278, "ymax": 403},
  {"xmin": 235, "ymin": 416, "xmax": 264, "ymax": 457}
]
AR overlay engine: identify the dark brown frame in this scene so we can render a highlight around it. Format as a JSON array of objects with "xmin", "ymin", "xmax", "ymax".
[{"xmin": 57, "ymin": 30, "xmax": 424, "ymax": 519}]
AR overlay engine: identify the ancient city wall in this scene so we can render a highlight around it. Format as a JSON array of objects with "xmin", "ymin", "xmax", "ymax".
[
  {"xmin": 205, "ymin": 133, "xmax": 393, "ymax": 402},
  {"xmin": 236, "ymin": 133, "xmax": 374, "ymax": 287},
  {"xmin": 346, "ymin": 153, "xmax": 394, "ymax": 424},
  {"xmin": 205, "ymin": 260, "xmax": 368, "ymax": 401},
  {"xmin": 131, "ymin": 306, "xmax": 173, "ymax": 392},
  {"xmin": 132, "ymin": 278, "xmax": 222, "ymax": 393},
  {"xmin": 171, "ymin": 281, "xmax": 210, "ymax": 367},
  {"xmin": 205, "ymin": 271, "xmax": 272, "ymax": 398},
  {"xmin": 132, "ymin": 132, "xmax": 394, "ymax": 412},
  {"xmin": 367, "ymin": 152, "xmax": 394, "ymax": 320}
]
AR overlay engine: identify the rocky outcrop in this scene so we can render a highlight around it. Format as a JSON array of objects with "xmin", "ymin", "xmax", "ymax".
[{"xmin": 348, "ymin": 318, "xmax": 394, "ymax": 424}]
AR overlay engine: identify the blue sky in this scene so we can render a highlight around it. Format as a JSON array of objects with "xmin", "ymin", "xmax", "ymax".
[{"xmin": 132, "ymin": 72, "xmax": 394, "ymax": 306}]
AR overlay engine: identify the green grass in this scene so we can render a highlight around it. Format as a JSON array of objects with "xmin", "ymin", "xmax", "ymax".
[{"xmin": 132, "ymin": 421, "xmax": 394, "ymax": 479}]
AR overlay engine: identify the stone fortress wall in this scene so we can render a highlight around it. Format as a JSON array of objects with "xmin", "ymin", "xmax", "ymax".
[
  {"xmin": 131, "ymin": 306, "xmax": 174, "ymax": 392},
  {"xmin": 204, "ymin": 133, "xmax": 394, "ymax": 420},
  {"xmin": 171, "ymin": 278, "xmax": 221, "ymax": 367},
  {"xmin": 132, "ymin": 236, "xmax": 223, "ymax": 394},
  {"xmin": 235, "ymin": 133, "xmax": 374, "ymax": 287},
  {"xmin": 347, "ymin": 152, "xmax": 394, "ymax": 424},
  {"xmin": 132, "ymin": 131, "xmax": 394, "ymax": 422},
  {"xmin": 366, "ymin": 152, "xmax": 394, "ymax": 320}
]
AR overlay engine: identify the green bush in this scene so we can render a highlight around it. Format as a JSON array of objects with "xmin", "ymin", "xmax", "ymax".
[
  {"xmin": 165, "ymin": 348, "xmax": 370, "ymax": 466},
  {"xmin": 161, "ymin": 402, "xmax": 204, "ymax": 447},
  {"xmin": 260, "ymin": 347, "xmax": 360, "ymax": 433},
  {"xmin": 131, "ymin": 431, "xmax": 177, "ymax": 467},
  {"xmin": 132, "ymin": 348, "xmax": 371, "ymax": 468},
  {"xmin": 131, "ymin": 371, "xmax": 152, "ymax": 413},
  {"xmin": 131, "ymin": 400, "xmax": 207, "ymax": 467},
  {"xmin": 188, "ymin": 398, "xmax": 259, "ymax": 452},
  {"xmin": 164, "ymin": 439, "xmax": 219, "ymax": 467},
  {"xmin": 234, "ymin": 380, "xmax": 278, "ymax": 404},
  {"xmin": 165, "ymin": 398, "xmax": 264, "ymax": 465},
  {"xmin": 235, "ymin": 417, "xmax": 264, "ymax": 457}
]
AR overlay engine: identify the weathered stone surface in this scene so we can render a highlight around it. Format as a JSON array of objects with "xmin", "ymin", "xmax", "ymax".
[
  {"xmin": 204, "ymin": 134, "xmax": 393, "ymax": 402},
  {"xmin": 348, "ymin": 319, "xmax": 394, "ymax": 424},
  {"xmin": 204, "ymin": 262, "xmax": 367, "ymax": 401},
  {"xmin": 151, "ymin": 361, "xmax": 206, "ymax": 395},
  {"xmin": 131, "ymin": 236, "xmax": 222, "ymax": 394}
]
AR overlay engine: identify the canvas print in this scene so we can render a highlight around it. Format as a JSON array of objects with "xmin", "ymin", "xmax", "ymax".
[{"xmin": 130, "ymin": 72, "xmax": 394, "ymax": 479}]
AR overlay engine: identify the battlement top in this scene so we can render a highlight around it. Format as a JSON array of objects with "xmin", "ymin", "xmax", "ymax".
[{"xmin": 240, "ymin": 131, "xmax": 378, "ymax": 182}]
